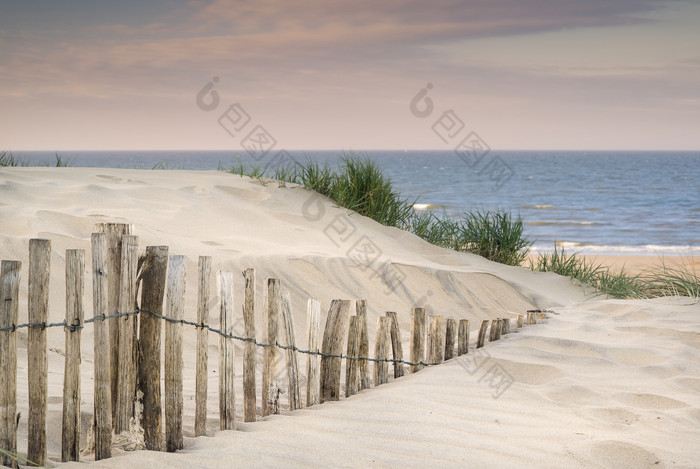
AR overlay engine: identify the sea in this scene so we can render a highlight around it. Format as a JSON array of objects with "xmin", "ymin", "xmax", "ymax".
[{"xmin": 10, "ymin": 150, "xmax": 700, "ymax": 256}]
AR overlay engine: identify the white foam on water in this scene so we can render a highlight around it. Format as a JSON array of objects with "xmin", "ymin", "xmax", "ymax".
[{"xmin": 530, "ymin": 243, "xmax": 700, "ymax": 255}]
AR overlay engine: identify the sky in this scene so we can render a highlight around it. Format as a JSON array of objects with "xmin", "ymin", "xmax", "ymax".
[{"xmin": 1, "ymin": 0, "xmax": 699, "ymax": 151}]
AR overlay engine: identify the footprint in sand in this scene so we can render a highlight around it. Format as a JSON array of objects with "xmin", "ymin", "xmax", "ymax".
[
  {"xmin": 614, "ymin": 391, "xmax": 688, "ymax": 409},
  {"xmin": 214, "ymin": 185, "xmax": 268, "ymax": 200},
  {"xmin": 546, "ymin": 384, "xmax": 602, "ymax": 405},
  {"xmin": 178, "ymin": 185, "xmax": 210, "ymax": 195},
  {"xmin": 96, "ymin": 174, "xmax": 147, "ymax": 184},
  {"xmin": 606, "ymin": 348, "xmax": 667, "ymax": 367},
  {"xmin": 588, "ymin": 407, "xmax": 640, "ymax": 425},
  {"xmin": 577, "ymin": 440, "xmax": 662, "ymax": 468}
]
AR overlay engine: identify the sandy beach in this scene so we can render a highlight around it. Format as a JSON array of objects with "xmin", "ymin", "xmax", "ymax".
[{"xmin": 1, "ymin": 167, "xmax": 698, "ymax": 468}]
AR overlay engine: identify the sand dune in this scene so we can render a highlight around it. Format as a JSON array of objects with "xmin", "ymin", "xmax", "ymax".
[{"xmin": 1, "ymin": 167, "xmax": 698, "ymax": 468}]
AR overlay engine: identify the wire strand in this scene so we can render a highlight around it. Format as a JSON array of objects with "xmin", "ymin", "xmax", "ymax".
[{"xmin": 1, "ymin": 307, "xmax": 444, "ymax": 367}]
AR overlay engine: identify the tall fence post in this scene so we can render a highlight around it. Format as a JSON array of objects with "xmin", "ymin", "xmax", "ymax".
[
  {"xmin": 164, "ymin": 255, "xmax": 185, "ymax": 452},
  {"xmin": 218, "ymin": 271, "xmax": 235, "ymax": 430},
  {"xmin": 410, "ymin": 307, "xmax": 425, "ymax": 373},
  {"xmin": 195, "ymin": 256, "xmax": 211, "ymax": 436},
  {"xmin": 517, "ymin": 314, "xmax": 524, "ymax": 328},
  {"xmin": 457, "ymin": 319, "xmax": 470, "ymax": 356},
  {"xmin": 262, "ymin": 278, "xmax": 282, "ymax": 416},
  {"xmin": 427, "ymin": 315, "xmax": 445, "ymax": 364},
  {"xmin": 0, "ymin": 260, "xmax": 21, "ymax": 468},
  {"xmin": 477, "ymin": 320, "xmax": 489, "ymax": 348},
  {"xmin": 320, "ymin": 300, "xmax": 350, "ymax": 402},
  {"xmin": 28, "ymin": 238, "xmax": 50, "ymax": 466},
  {"xmin": 374, "ymin": 317, "xmax": 390, "ymax": 386},
  {"xmin": 97, "ymin": 222, "xmax": 131, "ymax": 427},
  {"xmin": 355, "ymin": 300, "xmax": 370, "ymax": 391},
  {"xmin": 490, "ymin": 319, "xmax": 502, "ymax": 342},
  {"xmin": 62, "ymin": 249, "xmax": 84, "ymax": 462},
  {"xmin": 242, "ymin": 268, "xmax": 256, "ymax": 422},
  {"xmin": 138, "ymin": 245, "xmax": 168, "ymax": 451},
  {"xmin": 280, "ymin": 292, "xmax": 301, "ymax": 411},
  {"xmin": 527, "ymin": 311, "xmax": 538, "ymax": 325},
  {"xmin": 426, "ymin": 314, "xmax": 436, "ymax": 363},
  {"xmin": 385, "ymin": 311, "xmax": 404, "ymax": 378},
  {"xmin": 115, "ymin": 235, "xmax": 138, "ymax": 434},
  {"xmin": 345, "ymin": 316, "xmax": 361, "ymax": 398},
  {"xmin": 444, "ymin": 318, "xmax": 457, "ymax": 361},
  {"xmin": 305, "ymin": 299, "xmax": 321, "ymax": 407},
  {"xmin": 91, "ymin": 234, "xmax": 112, "ymax": 460}
]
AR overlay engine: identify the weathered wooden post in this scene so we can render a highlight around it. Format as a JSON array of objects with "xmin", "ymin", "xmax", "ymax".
[
  {"xmin": 164, "ymin": 255, "xmax": 185, "ymax": 452},
  {"xmin": 262, "ymin": 278, "xmax": 281, "ymax": 416},
  {"xmin": 428, "ymin": 315, "xmax": 445, "ymax": 363},
  {"xmin": 502, "ymin": 318, "xmax": 510, "ymax": 335},
  {"xmin": 97, "ymin": 222, "xmax": 131, "ymax": 426},
  {"xmin": 444, "ymin": 318, "xmax": 457, "ymax": 361},
  {"xmin": 385, "ymin": 311, "xmax": 404, "ymax": 378},
  {"xmin": 91, "ymin": 234, "xmax": 112, "ymax": 460},
  {"xmin": 0, "ymin": 260, "xmax": 21, "ymax": 468},
  {"xmin": 138, "ymin": 245, "xmax": 168, "ymax": 451},
  {"xmin": 62, "ymin": 249, "xmax": 84, "ymax": 462},
  {"xmin": 195, "ymin": 256, "xmax": 211, "ymax": 436},
  {"xmin": 115, "ymin": 235, "xmax": 138, "ymax": 434},
  {"xmin": 280, "ymin": 291, "xmax": 301, "ymax": 411},
  {"xmin": 527, "ymin": 311, "xmax": 538, "ymax": 325},
  {"xmin": 356, "ymin": 300, "xmax": 370, "ymax": 391},
  {"xmin": 345, "ymin": 316, "xmax": 361, "ymax": 397},
  {"xmin": 516, "ymin": 314, "xmax": 524, "ymax": 328},
  {"xmin": 242, "ymin": 268, "xmax": 256, "ymax": 422},
  {"xmin": 28, "ymin": 239, "xmax": 50, "ymax": 466},
  {"xmin": 457, "ymin": 319, "xmax": 470, "ymax": 356},
  {"xmin": 491, "ymin": 319, "xmax": 503, "ymax": 341},
  {"xmin": 320, "ymin": 300, "xmax": 350, "ymax": 402},
  {"xmin": 306, "ymin": 299, "xmax": 321, "ymax": 407},
  {"xmin": 374, "ymin": 317, "xmax": 391, "ymax": 386},
  {"xmin": 477, "ymin": 319, "xmax": 489, "ymax": 348},
  {"xmin": 410, "ymin": 307, "xmax": 426, "ymax": 372},
  {"xmin": 219, "ymin": 271, "xmax": 235, "ymax": 430}
]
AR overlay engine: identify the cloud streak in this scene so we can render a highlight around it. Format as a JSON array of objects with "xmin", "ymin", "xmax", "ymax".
[{"xmin": 1, "ymin": 0, "xmax": 698, "ymax": 149}]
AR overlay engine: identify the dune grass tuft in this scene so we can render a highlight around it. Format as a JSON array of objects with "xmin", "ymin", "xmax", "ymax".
[
  {"xmin": 0, "ymin": 150, "xmax": 23, "ymax": 166},
  {"xmin": 329, "ymin": 156, "xmax": 416, "ymax": 227},
  {"xmin": 642, "ymin": 257, "xmax": 699, "ymax": 298},
  {"xmin": 453, "ymin": 209, "xmax": 531, "ymax": 266},
  {"xmin": 529, "ymin": 245, "xmax": 699, "ymax": 299},
  {"xmin": 0, "ymin": 151, "xmax": 69, "ymax": 167}
]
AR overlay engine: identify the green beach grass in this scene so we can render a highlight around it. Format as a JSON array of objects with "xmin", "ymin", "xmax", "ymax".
[
  {"xmin": 0, "ymin": 151, "xmax": 70, "ymax": 167},
  {"xmin": 530, "ymin": 246, "xmax": 699, "ymax": 299}
]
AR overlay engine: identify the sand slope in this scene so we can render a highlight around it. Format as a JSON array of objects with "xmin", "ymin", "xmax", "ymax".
[{"xmin": 1, "ymin": 167, "xmax": 698, "ymax": 468}]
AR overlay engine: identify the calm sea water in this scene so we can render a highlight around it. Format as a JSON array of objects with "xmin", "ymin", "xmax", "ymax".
[{"xmin": 11, "ymin": 150, "xmax": 700, "ymax": 255}]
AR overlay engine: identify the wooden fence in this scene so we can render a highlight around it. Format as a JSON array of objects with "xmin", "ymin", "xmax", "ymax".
[{"xmin": 0, "ymin": 225, "xmax": 540, "ymax": 467}]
